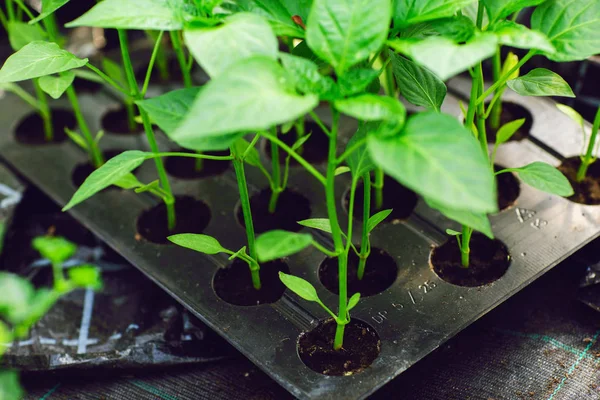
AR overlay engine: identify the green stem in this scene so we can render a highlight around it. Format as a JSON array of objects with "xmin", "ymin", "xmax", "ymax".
[
  {"xmin": 0, "ymin": 7, "xmax": 8, "ymax": 31},
  {"xmin": 6, "ymin": 0, "xmax": 14, "ymax": 21},
  {"xmin": 170, "ymin": 30, "xmax": 192, "ymax": 88},
  {"xmin": 475, "ymin": 62, "xmax": 489, "ymax": 161},
  {"xmin": 232, "ymin": 155, "xmax": 261, "ymax": 290},
  {"xmin": 577, "ymin": 106, "xmax": 600, "ymax": 182},
  {"xmin": 490, "ymin": 48, "xmax": 502, "ymax": 130},
  {"xmin": 124, "ymin": 100, "xmax": 137, "ymax": 132},
  {"xmin": 194, "ymin": 154, "xmax": 204, "ymax": 171},
  {"xmin": 141, "ymin": 30, "xmax": 165, "ymax": 97},
  {"xmin": 151, "ymin": 151, "xmax": 233, "ymax": 161},
  {"xmin": 65, "ymin": 85, "xmax": 104, "ymax": 168},
  {"xmin": 357, "ymin": 173, "xmax": 371, "ymax": 280},
  {"xmin": 51, "ymin": 261, "xmax": 66, "ymax": 292},
  {"xmin": 373, "ymin": 168, "xmax": 384, "ymax": 210},
  {"xmin": 6, "ymin": 83, "xmax": 40, "ymax": 110},
  {"xmin": 460, "ymin": 225, "xmax": 472, "ymax": 268},
  {"xmin": 119, "ymin": 29, "xmax": 175, "ymax": 230},
  {"xmin": 44, "ymin": 13, "xmax": 62, "ymax": 45},
  {"xmin": 33, "ymin": 79, "xmax": 53, "ymax": 142},
  {"xmin": 85, "ymin": 64, "xmax": 129, "ymax": 96},
  {"xmin": 269, "ymin": 138, "xmax": 282, "ymax": 213}
]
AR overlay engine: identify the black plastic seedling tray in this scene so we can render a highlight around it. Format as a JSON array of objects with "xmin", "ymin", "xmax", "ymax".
[{"xmin": 0, "ymin": 74, "xmax": 597, "ymax": 399}]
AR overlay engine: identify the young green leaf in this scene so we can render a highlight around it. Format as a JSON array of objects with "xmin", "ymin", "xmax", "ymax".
[
  {"xmin": 429, "ymin": 16, "xmax": 475, "ymax": 43},
  {"xmin": 556, "ymin": 104, "xmax": 584, "ymax": 130},
  {"xmin": 0, "ymin": 371, "xmax": 24, "ymax": 400},
  {"xmin": 134, "ymin": 180, "xmax": 161, "ymax": 194},
  {"xmin": 7, "ymin": 21, "xmax": 46, "ymax": 51},
  {"xmin": 496, "ymin": 118, "xmax": 526, "ymax": 145},
  {"xmin": 231, "ymin": 0, "xmax": 311, "ymax": 37},
  {"xmin": 389, "ymin": 51, "xmax": 446, "ymax": 111},
  {"xmin": 337, "ymin": 69, "xmax": 380, "ymax": 98},
  {"xmin": 32, "ymin": 236, "xmax": 77, "ymax": 264},
  {"xmin": 0, "ymin": 272, "xmax": 34, "ymax": 324},
  {"xmin": 297, "ymin": 218, "xmax": 332, "ymax": 234},
  {"xmin": 169, "ymin": 57, "xmax": 318, "ymax": 151},
  {"xmin": 393, "ymin": 0, "xmax": 475, "ymax": 29},
  {"xmin": 491, "ymin": 21, "xmax": 555, "ymax": 53},
  {"xmin": 335, "ymin": 166, "xmax": 351, "ymax": 176},
  {"xmin": 0, "ymin": 42, "xmax": 88, "ymax": 83},
  {"xmin": 426, "ymin": 198, "xmax": 494, "ymax": 239},
  {"xmin": 29, "ymin": 0, "xmax": 71, "ymax": 24},
  {"xmin": 367, "ymin": 209, "xmax": 393, "ymax": 232},
  {"xmin": 232, "ymin": 137, "xmax": 262, "ymax": 167},
  {"xmin": 279, "ymin": 272, "xmax": 320, "ymax": 302},
  {"xmin": 38, "ymin": 71, "xmax": 75, "ymax": 99},
  {"xmin": 63, "ymin": 151, "xmax": 151, "ymax": 211},
  {"xmin": 114, "ymin": 173, "xmax": 143, "ymax": 190},
  {"xmin": 334, "ymin": 94, "xmax": 406, "ymax": 124},
  {"xmin": 306, "ymin": 0, "xmax": 392, "ymax": 74},
  {"xmin": 68, "ymin": 265, "xmax": 102, "ymax": 290},
  {"xmin": 347, "ymin": 292, "xmax": 361, "ymax": 311},
  {"xmin": 507, "ymin": 162, "xmax": 574, "ymax": 197},
  {"xmin": 168, "ymin": 234, "xmax": 228, "ymax": 255},
  {"xmin": 228, "ymin": 246, "xmax": 248, "ymax": 261},
  {"xmin": 0, "ymin": 321, "xmax": 10, "ymax": 354},
  {"xmin": 65, "ymin": 0, "xmax": 191, "ymax": 31},
  {"xmin": 256, "ymin": 230, "xmax": 313, "ymax": 262},
  {"xmin": 185, "ymin": 13, "xmax": 278, "ymax": 78},
  {"xmin": 64, "ymin": 128, "xmax": 89, "ymax": 151},
  {"xmin": 368, "ymin": 112, "xmax": 497, "ymax": 214},
  {"xmin": 507, "ymin": 68, "xmax": 574, "ymax": 98},
  {"xmin": 279, "ymin": 53, "xmax": 337, "ymax": 100},
  {"xmin": 446, "ymin": 228, "xmax": 461, "ymax": 236},
  {"xmin": 346, "ymin": 127, "xmax": 376, "ymax": 178},
  {"xmin": 136, "ymin": 87, "xmax": 201, "ymax": 134},
  {"xmin": 482, "ymin": 0, "xmax": 546, "ymax": 23},
  {"xmin": 532, "ymin": 0, "xmax": 600, "ymax": 62}
]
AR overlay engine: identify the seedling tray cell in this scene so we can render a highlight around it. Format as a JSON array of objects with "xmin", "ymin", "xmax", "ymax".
[{"xmin": 0, "ymin": 81, "xmax": 597, "ymax": 399}]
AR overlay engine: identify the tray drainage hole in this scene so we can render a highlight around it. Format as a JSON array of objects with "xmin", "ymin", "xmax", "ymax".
[
  {"xmin": 165, "ymin": 149, "xmax": 231, "ymax": 179},
  {"xmin": 236, "ymin": 188, "xmax": 311, "ymax": 234},
  {"xmin": 264, "ymin": 121, "xmax": 329, "ymax": 165},
  {"xmin": 485, "ymin": 101, "xmax": 533, "ymax": 143},
  {"xmin": 557, "ymin": 156, "xmax": 600, "ymax": 205},
  {"xmin": 297, "ymin": 318, "xmax": 381, "ymax": 376},
  {"xmin": 343, "ymin": 175, "xmax": 417, "ymax": 223},
  {"xmin": 101, "ymin": 106, "xmax": 143, "ymax": 135},
  {"xmin": 14, "ymin": 109, "xmax": 76, "ymax": 145},
  {"xmin": 212, "ymin": 258, "xmax": 290, "ymax": 306},
  {"xmin": 136, "ymin": 195, "xmax": 211, "ymax": 244},
  {"xmin": 429, "ymin": 233, "xmax": 511, "ymax": 287},
  {"xmin": 319, "ymin": 247, "xmax": 398, "ymax": 297},
  {"xmin": 495, "ymin": 164, "xmax": 520, "ymax": 212},
  {"xmin": 71, "ymin": 149, "xmax": 138, "ymax": 188}
]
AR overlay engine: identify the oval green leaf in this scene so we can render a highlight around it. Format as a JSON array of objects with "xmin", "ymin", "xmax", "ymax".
[
  {"xmin": 347, "ymin": 292, "xmax": 361, "ymax": 311},
  {"xmin": 297, "ymin": 218, "xmax": 332, "ymax": 233},
  {"xmin": 68, "ymin": 265, "xmax": 102, "ymax": 290},
  {"xmin": 393, "ymin": 0, "xmax": 475, "ymax": 29},
  {"xmin": 256, "ymin": 230, "xmax": 313, "ymax": 262},
  {"xmin": 426, "ymin": 198, "xmax": 493, "ymax": 239},
  {"xmin": 367, "ymin": 209, "xmax": 393, "ymax": 232},
  {"xmin": 278, "ymin": 272, "xmax": 320, "ymax": 302},
  {"xmin": 136, "ymin": 87, "xmax": 201, "ymax": 134},
  {"xmin": 334, "ymin": 94, "xmax": 406, "ymax": 124},
  {"xmin": 482, "ymin": 0, "xmax": 545, "ymax": 23},
  {"xmin": 32, "ymin": 236, "xmax": 77, "ymax": 264},
  {"xmin": 507, "ymin": 68, "xmax": 574, "ymax": 98},
  {"xmin": 496, "ymin": 118, "xmax": 526, "ymax": 145},
  {"xmin": 7, "ymin": 21, "xmax": 46, "ymax": 51},
  {"xmin": 510, "ymin": 162, "xmax": 574, "ymax": 197},
  {"xmin": 38, "ymin": 71, "xmax": 75, "ymax": 99},
  {"xmin": 168, "ymin": 234, "xmax": 227, "ymax": 255},
  {"xmin": 491, "ymin": 21, "xmax": 555, "ymax": 53}
]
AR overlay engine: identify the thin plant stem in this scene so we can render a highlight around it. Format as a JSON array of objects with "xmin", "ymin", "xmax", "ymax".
[
  {"xmin": 0, "ymin": 7, "xmax": 8, "ymax": 31},
  {"xmin": 6, "ymin": 0, "xmax": 14, "ymax": 21},
  {"xmin": 85, "ymin": 64, "xmax": 129, "ymax": 96},
  {"xmin": 65, "ymin": 85, "xmax": 104, "ymax": 168},
  {"xmin": 6, "ymin": 83, "xmax": 39, "ymax": 110},
  {"xmin": 141, "ymin": 30, "xmax": 165, "ymax": 97},
  {"xmin": 460, "ymin": 225, "xmax": 472, "ymax": 268},
  {"xmin": 194, "ymin": 155, "xmax": 204, "ymax": 172},
  {"xmin": 232, "ymin": 155, "xmax": 261, "ymax": 290},
  {"xmin": 51, "ymin": 261, "xmax": 66, "ymax": 292},
  {"xmin": 357, "ymin": 173, "xmax": 371, "ymax": 280},
  {"xmin": 308, "ymin": 111, "xmax": 332, "ymax": 137},
  {"xmin": 119, "ymin": 29, "xmax": 176, "ymax": 230},
  {"xmin": 150, "ymin": 151, "xmax": 233, "ymax": 160},
  {"xmin": 476, "ymin": 50, "xmax": 536, "ymax": 105},
  {"xmin": 577, "ymin": 106, "xmax": 600, "ymax": 182},
  {"xmin": 475, "ymin": 62, "xmax": 489, "ymax": 160},
  {"xmin": 170, "ymin": 30, "xmax": 192, "ymax": 88},
  {"xmin": 269, "ymin": 138, "xmax": 282, "ymax": 214},
  {"xmin": 490, "ymin": 48, "xmax": 503, "ymax": 129},
  {"xmin": 33, "ymin": 79, "xmax": 53, "ymax": 142},
  {"xmin": 373, "ymin": 169, "xmax": 384, "ymax": 210}
]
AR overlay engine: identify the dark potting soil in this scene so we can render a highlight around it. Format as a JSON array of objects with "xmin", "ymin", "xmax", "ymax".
[
  {"xmin": 212, "ymin": 258, "xmax": 289, "ymax": 306},
  {"xmin": 264, "ymin": 121, "xmax": 329, "ymax": 165},
  {"xmin": 495, "ymin": 165, "xmax": 520, "ymax": 211},
  {"xmin": 485, "ymin": 102, "xmax": 533, "ymax": 143},
  {"xmin": 558, "ymin": 156, "xmax": 600, "ymax": 205},
  {"xmin": 430, "ymin": 234, "xmax": 511, "ymax": 287},
  {"xmin": 319, "ymin": 248, "xmax": 398, "ymax": 297},
  {"xmin": 165, "ymin": 149, "xmax": 230, "ymax": 179},
  {"xmin": 14, "ymin": 109, "xmax": 76, "ymax": 145},
  {"xmin": 343, "ymin": 176, "xmax": 418, "ymax": 222},
  {"xmin": 136, "ymin": 196, "xmax": 211, "ymax": 244},
  {"xmin": 71, "ymin": 150, "xmax": 133, "ymax": 188},
  {"xmin": 236, "ymin": 189, "xmax": 311, "ymax": 234},
  {"xmin": 297, "ymin": 318, "xmax": 381, "ymax": 376},
  {"xmin": 101, "ymin": 107, "xmax": 142, "ymax": 135}
]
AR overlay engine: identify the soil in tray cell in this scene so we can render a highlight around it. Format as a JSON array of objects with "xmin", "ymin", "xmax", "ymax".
[
  {"xmin": 319, "ymin": 247, "xmax": 398, "ymax": 297},
  {"xmin": 14, "ymin": 109, "xmax": 75, "ymax": 145},
  {"xmin": 430, "ymin": 234, "xmax": 511, "ymax": 287},
  {"xmin": 71, "ymin": 149, "xmax": 136, "ymax": 188},
  {"xmin": 137, "ymin": 196, "xmax": 211, "ymax": 244},
  {"xmin": 213, "ymin": 258, "xmax": 289, "ymax": 306},
  {"xmin": 264, "ymin": 121, "xmax": 329, "ymax": 165},
  {"xmin": 165, "ymin": 149, "xmax": 231, "ymax": 179},
  {"xmin": 485, "ymin": 102, "xmax": 533, "ymax": 143},
  {"xmin": 343, "ymin": 175, "xmax": 418, "ymax": 223},
  {"xmin": 298, "ymin": 318, "xmax": 381, "ymax": 376},
  {"xmin": 495, "ymin": 165, "xmax": 520, "ymax": 211},
  {"xmin": 101, "ymin": 106, "xmax": 142, "ymax": 135},
  {"xmin": 236, "ymin": 189, "xmax": 311, "ymax": 234},
  {"xmin": 558, "ymin": 156, "xmax": 600, "ymax": 205}
]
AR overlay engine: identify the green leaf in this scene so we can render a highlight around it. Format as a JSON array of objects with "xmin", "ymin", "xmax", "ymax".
[
  {"xmin": 346, "ymin": 127, "xmax": 375, "ymax": 178},
  {"xmin": 233, "ymin": 137, "xmax": 262, "ymax": 167},
  {"xmin": 0, "ymin": 370, "xmax": 24, "ymax": 400},
  {"xmin": 134, "ymin": 180, "xmax": 161, "ymax": 194},
  {"xmin": 430, "ymin": 16, "xmax": 475, "ymax": 42},
  {"xmin": 115, "ymin": 173, "xmax": 144, "ymax": 190},
  {"xmin": 64, "ymin": 128, "xmax": 88, "ymax": 151},
  {"xmin": 334, "ymin": 94, "xmax": 406, "ymax": 124},
  {"xmin": 393, "ymin": 0, "xmax": 475, "ymax": 29},
  {"xmin": 63, "ymin": 151, "xmax": 150, "ymax": 211},
  {"xmin": 279, "ymin": 53, "xmax": 337, "ymax": 99},
  {"xmin": 231, "ymin": 0, "xmax": 312, "ymax": 37},
  {"xmin": 390, "ymin": 33, "xmax": 498, "ymax": 81},
  {"xmin": 491, "ymin": 21, "xmax": 554, "ymax": 53},
  {"xmin": 368, "ymin": 112, "xmax": 497, "ymax": 213},
  {"xmin": 347, "ymin": 292, "xmax": 361, "ymax": 311},
  {"xmin": 532, "ymin": 0, "xmax": 600, "ymax": 62},
  {"xmin": 426, "ymin": 198, "xmax": 493, "ymax": 238},
  {"xmin": 496, "ymin": 118, "xmax": 526, "ymax": 145},
  {"xmin": 7, "ymin": 21, "xmax": 46, "ymax": 51},
  {"xmin": 136, "ymin": 87, "xmax": 201, "ymax": 134},
  {"xmin": 0, "ymin": 321, "xmax": 10, "ymax": 357},
  {"xmin": 335, "ymin": 166, "xmax": 351, "ymax": 176},
  {"xmin": 306, "ymin": 0, "xmax": 392, "ymax": 74},
  {"xmin": 32, "ymin": 236, "xmax": 77, "ymax": 264},
  {"xmin": 482, "ymin": 0, "xmax": 546, "ymax": 23},
  {"xmin": 185, "ymin": 13, "xmax": 278, "ymax": 78},
  {"xmin": 256, "ymin": 230, "xmax": 313, "ymax": 262},
  {"xmin": 229, "ymin": 246, "xmax": 248, "ymax": 261},
  {"xmin": 65, "ymin": 0, "xmax": 192, "ymax": 30},
  {"xmin": 169, "ymin": 57, "xmax": 318, "ymax": 151},
  {"xmin": 0, "ymin": 272, "xmax": 34, "ymax": 324},
  {"xmin": 367, "ymin": 209, "xmax": 393, "ymax": 232},
  {"xmin": 30, "ymin": 0, "xmax": 70, "ymax": 24},
  {"xmin": 68, "ymin": 265, "xmax": 102, "ymax": 290},
  {"xmin": 0, "ymin": 41, "xmax": 88, "ymax": 83},
  {"xmin": 556, "ymin": 104, "xmax": 584, "ymax": 130},
  {"xmin": 102, "ymin": 58, "xmax": 126, "ymax": 87},
  {"xmin": 297, "ymin": 218, "xmax": 332, "ymax": 233},
  {"xmin": 38, "ymin": 71, "xmax": 75, "ymax": 99},
  {"xmin": 389, "ymin": 51, "xmax": 446, "ymax": 111},
  {"xmin": 338, "ymin": 68, "xmax": 380, "ymax": 98},
  {"xmin": 446, "ymin": 228, "xmax": 461, "ymax": 236},
  {"xmin": 168, "ymin": 234, "xmax": 228, "ymax": 255},
  {"xmin": 278, "ymin": 272, "xmax": 320, "ymax": 302},
  {"xmin": 507, "ymin": 68, "xmax": 574, "ymax": 98},
  {"xmin": 508, "ymin": 162, "xmax": 574, "ymax": 197},
  {"xmin": 73, "ymin": 68, "xmax": 104, "ymax": 84}
]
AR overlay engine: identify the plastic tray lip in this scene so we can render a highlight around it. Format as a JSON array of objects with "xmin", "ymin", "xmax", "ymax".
[{"xmin": 0, "ymin": 83, "xmax": 598, "ymax": 400}]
